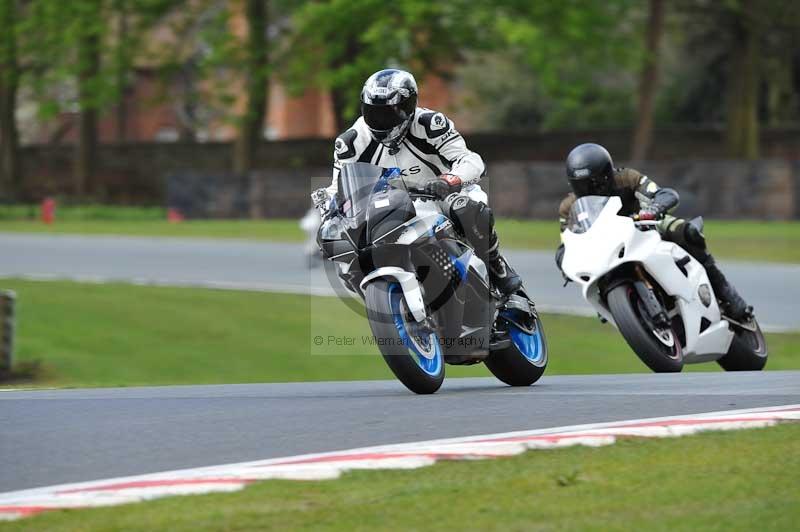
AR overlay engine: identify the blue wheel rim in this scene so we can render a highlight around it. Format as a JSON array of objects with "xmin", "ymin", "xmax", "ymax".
[
  {"xmin": 388, "ymin": 283, "xmax": 442, "ymax": 376},
  {"xmin": 509, "ymin": 320, "xmax": 547, "ymax": 367}
]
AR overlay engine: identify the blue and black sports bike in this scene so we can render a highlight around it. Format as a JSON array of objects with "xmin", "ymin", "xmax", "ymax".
[{"xmin": 316, "ymin": 162, "xmax": 547, "ymax": 394}]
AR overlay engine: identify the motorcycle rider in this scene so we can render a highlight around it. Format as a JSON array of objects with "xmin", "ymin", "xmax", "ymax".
[
  {"xmin": 313, "ymin": 68, "xmax": 522, "ymax": 295},
  {"xmin": 555, "ymin": 143, "xmax": 752, "ymax": 321}
]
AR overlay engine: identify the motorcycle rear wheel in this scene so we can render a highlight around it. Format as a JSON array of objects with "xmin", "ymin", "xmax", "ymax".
[
  {"xmin": 717, "ymin": 319, "xmax": 768, "ymax": 371},
  {"xmin": 607, "ymin": 284, "xmax": 684, "ymax": 373},
  {"xmin": 486, "ymin": 315, "xmax": 548, "ymax": 386},
  {"xmin": 365, "ymin": 280, "xmax": 444, "ymax": 394}
]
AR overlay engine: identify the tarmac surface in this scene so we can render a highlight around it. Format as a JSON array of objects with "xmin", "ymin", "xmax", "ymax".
[{"xmin": 2, "ymin": 371, "xmax": 799, "ymax": 492}]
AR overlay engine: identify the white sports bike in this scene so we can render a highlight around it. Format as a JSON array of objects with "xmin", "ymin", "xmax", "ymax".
[{"xmin": 561, "ymin": 195, "xmax": 767, "ymax": 373}]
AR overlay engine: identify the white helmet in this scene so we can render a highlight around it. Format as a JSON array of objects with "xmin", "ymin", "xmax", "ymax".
[{"xmin": 360, "ymin": 69, "xmax": 418, "ymax": 149}]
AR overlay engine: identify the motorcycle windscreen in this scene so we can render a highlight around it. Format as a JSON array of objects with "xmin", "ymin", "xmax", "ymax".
[
  {"xmin": 566, "ymin": 195, "xmax": 611, "ymax": 234},
  {"xmin": 337, "ymin": 163, "xmax": 409, "ymax": 219},
  {"xmin": 338, "ymin": 163, "xmax": 383, "ymax": 219}
]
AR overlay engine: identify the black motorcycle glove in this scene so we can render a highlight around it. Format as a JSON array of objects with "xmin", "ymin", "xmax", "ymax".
[
  {"xmin": 425, "ymin": 174, "xmax": 463, "ymax": 199},
  {"xmin": 638, "ymin": 187, "xmax": 679, "ymax": 220}
]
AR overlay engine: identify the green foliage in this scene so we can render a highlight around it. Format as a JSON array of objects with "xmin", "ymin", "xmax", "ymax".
[
  {"xmin": 0, "ymin": 0, "xmax": 18, "ymax": 87},
  {"xmin": 656, "ymin": 0, "xmax": 800, "ymax": 127},
  {"xmin": 282, "ymin": 0, "xmax": 493, "ymax": 124},
  {"xmin": 16, "ymin": 0, "xmax": 183, "ymax": 119},
  {"xmin": 2, "ymin": 0, "xmax": 798, "ymax": 147},
  {"xmin": 483, "ymin": 0, "xmax": 642, "ymax": 129},
  {"xmin": 283, "ymin": 0, "xmax": 643, "ymax": 129}
]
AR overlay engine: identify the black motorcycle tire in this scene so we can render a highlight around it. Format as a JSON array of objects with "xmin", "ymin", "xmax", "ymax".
[
  {"xmin": 485, "ymin": 315, "xmax": 548, "ymax": 386},
  {"xmin": 717, "ymin": 319, "xmax": 768, "ymax": 371},
  {"xmin": 607, "ymin": 284, "xmax": 684, "ymax": 373},
  {"xmin": 365, "ymin": 280, "xmax": 444, "ymax": 394}
]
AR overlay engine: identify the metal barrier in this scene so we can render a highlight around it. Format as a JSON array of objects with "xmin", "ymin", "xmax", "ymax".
[{"xmin": 0, "ymin": 290, "xmax": 16, "ymax": 373}]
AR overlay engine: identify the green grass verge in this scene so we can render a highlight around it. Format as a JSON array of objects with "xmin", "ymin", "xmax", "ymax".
[
  {"xmin": 0, "ymin": 204, "xmax": 165, "ymax": 221},
  {"xmin": 3, "ymin": 423, "xmax": 798, "ymax": 531},
  {"xmin": 1, "ymin": 279, "xmax": 797, "ymax": 388},
  {"xmin": 497, "ymin": 218, "xmax": 800, "ymax": 263},
  {"xmin": 0, "ymin": 219, "xmax": 306, "ymax": 242},
  {"xmin": 2, "ymin": 218, "xmax": 799, "ymax": 262}
]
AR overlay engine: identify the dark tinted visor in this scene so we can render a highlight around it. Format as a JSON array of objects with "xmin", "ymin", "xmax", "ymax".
[
  {"xmin": 569, "ymin": 177, "xmax": 595, "ymax": 198},
  {"xmin": 570, "ymin": 172, "xmax": 613, "ymax": 197},
  {"xmin": 362, "ymin": 103, "xmax": 405, "ymax": 131}
]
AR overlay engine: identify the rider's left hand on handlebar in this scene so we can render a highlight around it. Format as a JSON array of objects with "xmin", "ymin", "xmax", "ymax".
[{"xmin": 424, "ymin": 174, "xmax": 463, "ymax": 199}]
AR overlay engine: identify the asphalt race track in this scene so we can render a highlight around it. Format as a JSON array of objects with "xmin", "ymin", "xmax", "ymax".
[
  {"xmin": 1, "ymin": 233, "xmax": 799, "ymax": 331},
  {"xmin": 2, "ymin": 372, "xmax": 799, "ymax": 493}
]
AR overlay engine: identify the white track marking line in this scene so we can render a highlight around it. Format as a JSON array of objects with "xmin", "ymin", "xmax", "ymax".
[
  {"xmin": 0, "ymin": 404, "xmax": 798, "ymax": 520},
  {"xmin": 0, "ymin": 388, "xmax": 57, "ymax": 392}
]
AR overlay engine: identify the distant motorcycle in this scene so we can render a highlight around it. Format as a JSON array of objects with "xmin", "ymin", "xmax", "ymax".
[
  {"xmin": 560, "ymin": 195, "xmax": 767, "ymax": 372},
  {"xmin": 300, "ymin": 206, "xmax": 322, "ymax": 268},
  {"xmin": 316, "ymin": 162, "xmax": 547, "ymax": 394}
]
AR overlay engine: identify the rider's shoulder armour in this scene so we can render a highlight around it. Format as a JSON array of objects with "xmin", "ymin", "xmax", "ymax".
[
  {"xmin": 416, "ymin": 109, "xmax": 452, "ymax": 139},
  {"xmin": 614, "ymin": 167, "xmax": 645, "ymax": 190},
  {"xmin": 334, "ymin": 128, "xmax": 359, "ymax": 160}
]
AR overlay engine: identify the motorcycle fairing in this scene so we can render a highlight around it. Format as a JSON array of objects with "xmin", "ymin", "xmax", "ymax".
[{"xmin": 562, "ymin": 196, "xmax": 734, "ymax": 361}]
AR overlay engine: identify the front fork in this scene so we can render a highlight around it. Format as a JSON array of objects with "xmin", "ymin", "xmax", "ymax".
[{"xmin": 632, "ymin": 266, "xmax": 670, "ymax": 328}]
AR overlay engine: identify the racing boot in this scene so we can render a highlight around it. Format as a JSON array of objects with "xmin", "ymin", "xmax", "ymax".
[
  {"xmin": 484, "ymin": 237, "xmax": 522, "ymax": 296},
  {"xmin": 677, "ymin": 219, "xmax": 752, "ymax": 321},
  {"xmin": 703, "ymin": 256, "xmax": 752, "ymax": 321}
]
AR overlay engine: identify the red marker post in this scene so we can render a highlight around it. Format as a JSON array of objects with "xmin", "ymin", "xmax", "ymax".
[
  {"xmin": 41, "ymin": 198, "xmax": 56, "ymax": 225},
  {"xmin": 167, "ymin": 208, "xmax": 184, "ymax": 223}
]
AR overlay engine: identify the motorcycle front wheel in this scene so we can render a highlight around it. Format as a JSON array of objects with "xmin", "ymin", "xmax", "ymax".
[
  {"xmin": 365, "ymin": 280, "xmax": 444, "ymax": 394},
  {"xmin": 607, "ymin": 284, "xmax": 684, "ymax": 373}
]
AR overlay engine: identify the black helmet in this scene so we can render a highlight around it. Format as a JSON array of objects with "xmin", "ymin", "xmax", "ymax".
[
  {"xmin": 565, "ymin": 143, "xmax": 615, "ymax": 197},
  {"xmin": 360, "ymin": 69, "xmax": 418, "ymax": 149}
]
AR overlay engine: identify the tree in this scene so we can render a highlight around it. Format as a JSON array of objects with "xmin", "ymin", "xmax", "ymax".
[
  {"xmin": 490, "ymin": 0, "xmax": 641, "ymax": 130},
  {"xmin": 114, "ymin": 0, "xmax": 130, "ymax": 142},
  {"xmin": 0, "ymin": 0, "xmax": 20, "ymax": 199},
  {"xmin": 233, "ymin": 0, "xmax": 269, "ymax": 175},
  {"xmin": 630, "ymin": 0, "xmax": 665, "ymax": 163},
  {"xmin": 74, "ymin": 0, "xmax": 103, "ymax": 195},
  {"xmin": 724, "ymin": 0, "xmax": 760, "ymax": 159},
  {"xmin": 429, "ymin": 1, "xmax": 644, "ymax": 132},
  {"xmin": 19, "ymin": 0, "xmax": 185, "ymax": 197},
  {"xmin": 282, "ymin": 0, "xmax": 494, "ymax": 131},
  {"xmin": 664, "ymin": 0, "xmax": 800, "ymax": 159},
  {"xmin": 722, "ymin": 0, "xmax": 799, "ymax": 158}
]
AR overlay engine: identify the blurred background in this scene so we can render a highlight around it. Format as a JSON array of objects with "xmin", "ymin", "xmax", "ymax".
[
  {"xmin": 1, "ymin": 0, "xmax": 800, "ymax": 388},
  {"xmin": 0, "ymin": 0, "xmax": 799, "ymax": 220}
]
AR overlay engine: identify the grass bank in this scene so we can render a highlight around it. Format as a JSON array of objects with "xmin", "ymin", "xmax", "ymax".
[
  {"xmin": 4, "ymin": 423, "xmax": 798, "ymax": 531},
  {"xmin": 0, "ymin": 279, "xmax": 797, "ymax": 388}
]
